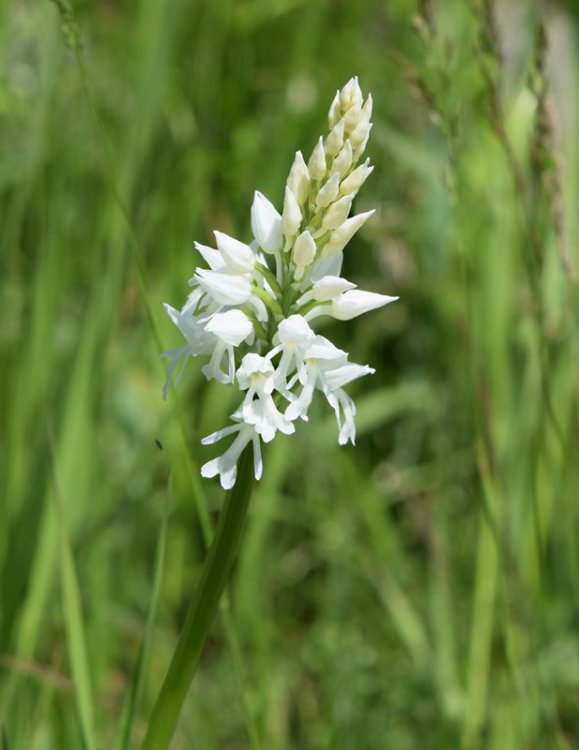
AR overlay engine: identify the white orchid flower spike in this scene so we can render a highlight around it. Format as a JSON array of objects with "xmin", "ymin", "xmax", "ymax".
[{"xmin": 163, "ymin": 77, "xmax": 398, "ymax": 488}]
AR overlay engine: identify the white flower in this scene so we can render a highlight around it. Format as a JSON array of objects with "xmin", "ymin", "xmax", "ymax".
[
  {"xmin": 269, "ymin": 314, "xmax": 316, "ymax": 390},
  {"xmin": 162, "ymin": 306, "xmax": 254, "ymax": 393},
  {"xmin": 285, "ymin": 335, "xmax": 347, "ymax": 421},
  {"xmin": 318, "ymin": 362, "xmax": 375, "ymax": 445},
  {"xmin": 201, "ymin": 310, "xmax": 254, "ymax": 383},
  {"xmin": 161, "ymin": 304, "xmax": 216, "ymax": 398},
  {"xmin": 286, "ymin": 342, "xmax": 374, "ymax": 445},
  {"xmin": 251, "ymin": 191, "xmax": 282, "ymax": 254},
  {"xmin": 235, "ymin": 353, "xmax": 295, "ymax": 442},
  {"xmin": 201, "ymin": 421, "xmax": 263, "ymax": 490}
]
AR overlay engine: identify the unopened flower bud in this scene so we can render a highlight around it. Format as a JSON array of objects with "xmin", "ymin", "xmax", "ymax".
[
  {"xmin": 308, "ymin": 136, "xmax": 327, "ymax": 180},
  {"xmin": 328, "ymin": 90, "xmax": 341, "ymax": 129},
  {"xmin": 332, "ymin": 139, "xmax": 353, "ymax": 175},
  {"xmin": 282, "ymin": 187, "xmax": 302, "ymax": 239},
  {"xmin": 287, "ymin": 151, "xmax": 310, "ymax": 205},
  {"xmin": 325, "ymin": 118, "xmax": 344, "ymax": 157},
  {"xmin": 324, "ymin": 209, "xmax": 375, "ymax": 256},
  {"xmin": 292, "ymin": 230, "xmax": 317, "ymax": 279},
  {"xmin": 330, "ymin": 290, "xmax": 398, "ymax": 320},
  {"xmin": 352, "ymin": 128, "xmax": 372, "ymax": 162},
  {"xmin": 362, "ymin": 93, "xmax": 373, "ymax": 120},
  {"xmin": 339, "ymin": 160, "xmax": 373, "ymax": 196},
  {"xmin": 251, "ymin": 191, "xmax": 282, "ymax": 254},
  {"xmin": 344, "ymin": 104, "xmax": 363, "ymax": 133},
  {"xmin": 349, "ymin": 116, "xmax": 371, "ymax": 148},
  {"xmin": 308, "ymin": 275, "xmax": 357, "ymax": 302},
  {"xmin": 321, "ymin": 194, "xmax": 353, "ymax": 232},
  {"xmin": 339, "ymin": 77, "xmax": 363, "ymax": 111},
  {"xmin": 315, "ymin": 172, "xmax": 340, "ymax": 209}
]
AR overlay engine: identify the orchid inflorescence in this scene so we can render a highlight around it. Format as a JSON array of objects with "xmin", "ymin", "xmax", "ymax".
[{"xmin": 163, "ymin": 77, "xmax": 398, "ymax": 489}]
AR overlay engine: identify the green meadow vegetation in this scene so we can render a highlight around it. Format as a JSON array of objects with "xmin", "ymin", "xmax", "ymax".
[{"xmin": 1, "ymin": 0, "xmax": 578, "ymax": 748}]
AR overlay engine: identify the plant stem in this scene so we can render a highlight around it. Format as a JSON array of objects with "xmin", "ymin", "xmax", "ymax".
[{"xmin": 141, "ymin": 447, "xmax": 255, "ymax": 750}]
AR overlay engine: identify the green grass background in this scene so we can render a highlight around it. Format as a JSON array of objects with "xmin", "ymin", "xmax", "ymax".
[{"xmin": 1, "ymin": 0, "xmax": 578, "ymax": 748}]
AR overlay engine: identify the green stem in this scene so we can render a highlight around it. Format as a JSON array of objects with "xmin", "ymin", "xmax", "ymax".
[{"xmin": 141, "ymin": 448, "xmax": 255, "ymax": 750}]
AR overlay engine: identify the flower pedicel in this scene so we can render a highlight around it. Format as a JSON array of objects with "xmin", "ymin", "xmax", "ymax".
[{"xmin": 163, "ymin": 77, "xmax": 398, "ymax": 488}]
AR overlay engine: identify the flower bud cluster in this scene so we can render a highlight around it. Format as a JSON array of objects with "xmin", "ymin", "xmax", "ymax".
[{"xmin": 163, "ymin": 77, "xmax": 397, "ymax": 489}]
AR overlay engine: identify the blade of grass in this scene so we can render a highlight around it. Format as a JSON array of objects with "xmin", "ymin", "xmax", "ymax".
[
  {"xmin": 116, "ymin": 488, "xmax": 170, "ymax": 750},
  {"xmin": 48, "ymin": 425, "xmax": 96, "ymax": 750},
  {"xmin": 461, "ymin": 441, "xmax": 500, "ymax": 749}
]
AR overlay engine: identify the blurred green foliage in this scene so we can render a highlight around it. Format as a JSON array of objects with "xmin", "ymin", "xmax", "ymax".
[{"xmin": 1, "ymin": 0, "xmax": 578, "ymax": 748}]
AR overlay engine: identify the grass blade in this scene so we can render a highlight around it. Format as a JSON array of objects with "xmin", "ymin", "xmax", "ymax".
[
  {"xmin": 117, "ymin": 490, "xmax": 170, "ymax": 750},
  {"xmin": 49, "ymin": 429, "xmax": 96, "ymax": 750}
]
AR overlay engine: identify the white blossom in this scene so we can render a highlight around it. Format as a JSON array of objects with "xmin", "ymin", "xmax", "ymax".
[
  {"xmin": 201, "ymin": 310, "xmax": 254, "ymax": 383},
  {"xmin": 163, "ymin": 77, "xmax": 398, "ymax": 488},
  {"xmin": 235, "ymin": 354, "xmax": 295, "ymax": 442},
  {"xmin": 269, "ymin": 314, "xmax": 316, "ymax": 390}
]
